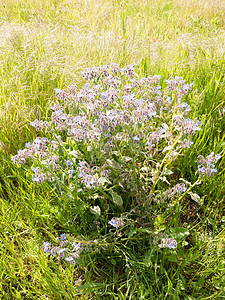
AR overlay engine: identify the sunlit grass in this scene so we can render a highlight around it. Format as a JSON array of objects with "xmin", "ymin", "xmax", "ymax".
[{"xmin": 0, "ymin": 0, "xmax": 224, "ymax": 298}]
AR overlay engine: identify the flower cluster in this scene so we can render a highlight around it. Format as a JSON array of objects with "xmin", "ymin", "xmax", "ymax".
[
  {"xmin": 163, "ymin": 183, "xmax": 187, "ymax": 199},
  {"xmin": 11, "ymin": 62, "xmax": 220, "ymax": 198},
  {"xmin": 165, "ymin": 76, "xmax": 193, "ymax": 99},
  {"xmin": 172, "ymin": 115, "xmax": 201, "ymax": 135},
  {"xmin": 12, "ymin": 137, "xmax": 49, "ymax": 164},
  {"xmin": 108, "ymin": 217, "xmax": 124, "ymax": 228},
  {"xmin": 30, "ymin": 120, "xmax": 51, "ymax": 132},
  {"xmin": 32, "ymin": 167, "xmax": 47, "ymax": 184},
  {"xmin": 12, "ymin": 63, "xmax": 204, "ymax": 179},
  {"xmin": 43, "ymin": 233, "xmax": 84, "ymax": 265},
  {"xmin": 11, "ymin": 63, "xmax": 221, "ymax": 265},
  {"xmin": 158, "ymin": 238, "xmax": 177, "ymax": 249},
  {"xmin": 77, "ymin": 161, "xmax": 111, "ymax": 189},
  {"xmin": 153, "ymin": 233, "xmax": 177, "ymax": 250},
  {"xmin": 197, "ymin": 152, "xmax": 221, "ymax": 177},
  {"xmin": 42, "ymin": 232, "xmax": 115, "ymax": 265}
]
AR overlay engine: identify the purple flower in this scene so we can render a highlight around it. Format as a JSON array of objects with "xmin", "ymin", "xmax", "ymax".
[
  {"xmin": 65, "ymin": 159, "xmax": 73, "ymax": 167},
  {"xmin": 43, "ymin": 242, "xmax": 51, "ymax": 253},
  {"xmin": 32, "ymin": 167, "xmax": 47, "ymax": 184},
  {"xmin": 65, "ymin": 256, "xmax": 75, "ymax": 265},
  {"xmin": 30, "ymin": 120, "xmax": 50, "ymax": 132},
  {"xmin": 182, "ymin": 139, "xmax": 194, "ymax": 148},
  {"xmin": 163, "ymin": 183, "xmax": 187, "ymax": 199},
  {"xmin": 25, "ymin": 142, "xmax": 32, "ymax": 149},
  {"xmin": 159, "ymin": 238, "xmax": 177, "ymax": 249},
  {"xmin": 132, "ymin": 135, "xmax": 141, "ymax": 142},
  {"xmin": 60, "ymin": 233, "xmax": 67, "ymax": 241},
  {"xmin": 197, "ymin": 152, "xmax": 221, "ymax": 177},
  {"xmin": 175, "ymin": 183, "xmax": 187, "ymax": 193},
  {"xmin": 71, "ymin": 242, "xmax": 84, "ymax": 256},
  {"xmin": 67, "ymin": 169, "xmax": 75, "ymax": 175},
  {"xmin": 108, "ymin": 217, "xmax": 124, "ymax": 228},
  {"xmin": 57, "ymin": 248, "xmax": 66, "ymax": 260}
]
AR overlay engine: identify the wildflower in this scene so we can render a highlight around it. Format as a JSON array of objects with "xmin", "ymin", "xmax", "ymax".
[
  {"xmin": 54, "ymin": 88, "xmax": 70, "ymax": 100},
  {"xmin": 65, "ymin": 256, "xmax": 75, "ymax": 265},
  {"xmin": 30, "ymin": 120, "xmax": 50, "ymax": 132},
  {"xmin": 57, "ymin": 248, "xmax": 66, "ymax": 260},
  {"xmin": 150, "ymin": 127, "xmax": 166, "ymax": 144},
  {"xmin": 43, "ymin": 242, "xmax": 51, "ymax": 253},
  {"xmin": 60, "ymin": 233, "xmax": 67, "ymax": 241},
  {"xmin": 67, "ymin": 169, "xmax": 75, "ymax": 175},
  {"xmin": 86, "ymin": 174, "xmax": 100, "ymax": 189},
  {"xmin": 25, "ymin": 142, "xmax": 32, "ymax": 149},
  {"xmin": 71, "ymin": 242, "xmax": 84, "ymax": 256},
  {"xmin": 50, "ymin": 247, "xmax": 57, "ymax": 257},
  {"xmin": 197, "ymin": 152, "xmax": 221, "ymax": 177},
  {"xmin": 178, "ymin": 102, "xmax": 190, "ymax": 114},
  {"xmin": 81, "ymin": 67, "xmax": 101, "ymax": 80},
  {"xmin": 124, "ymin": 64, "xmax": 135, "ymax": 78},
  {"xmin": 104, "ymin": 133, "xmax": 111, "ymax": 138},
  {"xmin": 132, "ymin": 135, "xmax": 141, "ymax": 142},
  {"xmin": 163, "ymin": 183, "xmax": 187, "ymax": 199},
  {"xmin": 11, "ymin": 149, "xmax": 31, "ymax": 165},
  {"xmin": 182, "ymin": 139, "xmax": 194, "ymax": 148},
  {"xmin": 65, "ymin": 159, "xmax": 73, "ymax": 167},
  {"xmin": 184, "ymin": 118, "xmax": 201, "ymax": 135},
  {"xmin": 32, "ymin": 167, "xmax": 47, "ymax": 184},
  {"xmin": 110, "ymin": 63, "xmax": 121, "ymax": 75},
  {"xmin": 174, "ymin": 183, "xmax": 187, "ymax": 193},
  {"xmin": 50, "ymin": 104, "xmax": 62, "ymax": 111},
  {"xmin": 124, "ymin": 85, "xmax": 132, "ymax": 94},
  {"xmin": 159, "ymin": 238, "xmax": 177, "ymax": 249},
  {"xmin": 108, "ymin": 217, "xmax": 124, "ymax": 228}
]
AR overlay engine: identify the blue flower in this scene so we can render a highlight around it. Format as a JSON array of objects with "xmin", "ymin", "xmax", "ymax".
[
  {"xmin": 60, "ymin": 233, "xmax": 67, "ymax": 241},
  {"xmin": 43, "ymin": 242, "xmax": 51, "ymax": 253},
  {"xmin": 65, "ymin": 159, "xmax": 73, "ymax": 166}
]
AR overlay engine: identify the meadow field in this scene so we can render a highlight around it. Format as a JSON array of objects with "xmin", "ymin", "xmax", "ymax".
[{"xmin": 0, "ymin": 0, "xmax": 224, "ymax": 298}]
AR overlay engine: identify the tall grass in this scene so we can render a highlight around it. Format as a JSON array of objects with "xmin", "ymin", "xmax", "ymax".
[{"xmin": 0, "ymin": 0, "xmax": 224, "ymax": 298}]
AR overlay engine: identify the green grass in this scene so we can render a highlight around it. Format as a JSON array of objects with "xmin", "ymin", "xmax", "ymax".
[{"xmin": 0, "ymin": 0, "xmax": 225, "ymax": 298}]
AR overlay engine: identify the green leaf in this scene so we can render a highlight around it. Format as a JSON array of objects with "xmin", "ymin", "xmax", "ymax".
[
  {"xmin": 128, "ymin": 229, "xmax": 136, "ymax": 238},
  {"xmin": 161, "ymin": 168, "xmax": 173, "ymax": 176},
  {"xmin": 90, "ymin": 206, "xmax": 101, "ymax": 216},
  {"xmin": 179, "ymin": 178, "xmax": 192, "ymax": 186},
  {"xmin": 188, "ymin": 192, "xmax": 202, "ymax": 205},
  {"xmin": 128, "ymin": 228, "xmax": 152, "ymax": 238},
  {"xmin": 121, "ymin": 156, "xmax": 132, "ymax": 163},
  {"xmin": 109, "ymin": 190, "xmax": 123, "ymax": 206},
  {"xmin": 112, "ymin": 151, "xmax": 120, "ymax": 156},
  {"xmin": 99, "ymin": 177, "xmax": 112, "ymax": 186},
  {"xmin": 69, "ymin": 150, "xmax": 83, "ymax": 159},
  {"xmin": 167, "ymin": 253, "xmax": 178, "ymax": 262},
  {"xmin": 58, "ymin": 144, "xmax": 64, "ymax": 157},
  {"xmin": 162, "ymin": 146, "xmax": 173, "ymax": 153},
  {"xmin": 170, "ymin": 227, "xmax": 190, "ymax": 239},
  {"xmin": 106, "ymin": 159, "xmax": 122, "ymax": 171}
]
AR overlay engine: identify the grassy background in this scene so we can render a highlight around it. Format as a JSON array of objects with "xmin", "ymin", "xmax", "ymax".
[{"xmin": 0, "ymin": 0, "xmax": 224, "ymax": 298}]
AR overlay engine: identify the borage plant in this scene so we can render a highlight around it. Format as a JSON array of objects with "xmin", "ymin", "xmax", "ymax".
[{"xmin": 12, "ymin": 64, "xmax": 220, "ymax": 267}]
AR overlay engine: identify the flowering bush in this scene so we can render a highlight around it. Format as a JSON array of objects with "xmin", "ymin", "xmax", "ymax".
[{"xmin": 12, "ymin": 64, "xmax": 221, "ymax": 265}]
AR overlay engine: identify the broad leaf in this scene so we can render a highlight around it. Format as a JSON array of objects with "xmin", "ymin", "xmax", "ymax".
[
  {"xmin": 109, "ymin": 190, "xmax": 123, "ymax": 206},
  {"xmin": 189, "ymin": 192, "xmax": 202, "ymax": 205}
]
